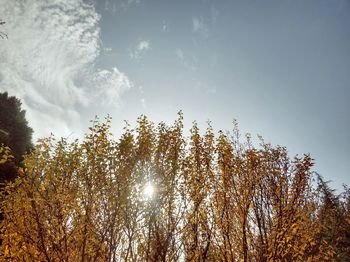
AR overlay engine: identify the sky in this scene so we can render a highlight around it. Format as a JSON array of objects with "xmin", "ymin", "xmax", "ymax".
[{"xmin": 0, "ymin": 0, "xmax": 349, "ymax": 190}]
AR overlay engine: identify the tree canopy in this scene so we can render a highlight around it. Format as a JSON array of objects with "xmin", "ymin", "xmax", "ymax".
[
  {"xmin": 0, "ymin": 92, "xmax": 33, "ymax": 182},
  {"xmin": 0, "ymin": 114, "xmax": 349, "ymax": 261}
]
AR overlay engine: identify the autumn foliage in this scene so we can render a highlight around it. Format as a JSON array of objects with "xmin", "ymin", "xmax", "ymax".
[{"xmin": 0, "ymin": 114, "xmax": 349, "ymax": 261}]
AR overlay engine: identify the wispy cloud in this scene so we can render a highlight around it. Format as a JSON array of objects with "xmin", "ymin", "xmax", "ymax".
[
  {"xmin": 120, "ymin": 0, "xmax": 141, "ymax": 10},
  {"xmin": 210, "ymin": 5, "xmax": 219, "ymax": 24},
  {"xmin": 104, "ymin": 0, "xmax": 117, "ymax": 14},
  {"xmin": 176, "ymin": 49, "xmax": 197, "ymax": 71},
  {"xmin": 138, "ymin": 40, "xmax": 150, "ymax": 51},
  {"xmin": 0, "ymin": 0, "xmax": 132, "ymax": 139},
  {"xmin": 141, "ymin": 98, "xmax": 147, "ymax": 109},
  {"xmin": 207, "ymin": 87, "xmax": 217, "ymax": 94},
  {"xmin": 192, "ymin": 17, "xmax": 209, "ymax": 38},
  {"xmin": 104, "ymin": 0, "xmax": 141, "ymax": 13},
  {"xmin": 162, "ymin": 20, "xmax": 168, "ymax": 32},
  {"xmin": 130, "ymin": 40, "xmax": 151, "ymax": 59}
]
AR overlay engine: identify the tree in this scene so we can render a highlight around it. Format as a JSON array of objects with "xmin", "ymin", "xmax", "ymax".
[
  {"xmin": 0, "ymin": 92, "xmax": 33, "ymax": 183},
  {"xmin": 313, "ymin": 177, "xmax": 350, "ymax": 261},
  {"xmin": 0, "ymin": 114, "xmax": 341, "ymax": 261},
  {"xmin": 0, "ymin": 20, "xmax": 7, "ymax": 39}
]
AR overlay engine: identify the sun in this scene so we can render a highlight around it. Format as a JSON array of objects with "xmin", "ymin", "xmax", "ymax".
[{"xmin": 143, "ymin": 182, "xmax": 154, "ymax": 199}]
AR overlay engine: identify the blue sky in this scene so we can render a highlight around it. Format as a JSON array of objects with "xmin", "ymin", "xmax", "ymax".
[{"xmin": 0, "ymin": 0, "xmax": 349, "ymax": 189}]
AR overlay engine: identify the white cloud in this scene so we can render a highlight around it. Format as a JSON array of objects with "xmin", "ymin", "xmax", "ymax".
[
  {"xmin": 130, "ymin": 40, "xmax": 151, "ymax": 59},
  {"xmin": 0, "ymin": 0, "xmax": 132, "ymax": 139},
  {"xmin": 138, "ymin": 40, "xmax": 150, "ymax": 51},
  {"xmin": 192, "ymin": 17, "xmax": 209, "ymax": 38}
]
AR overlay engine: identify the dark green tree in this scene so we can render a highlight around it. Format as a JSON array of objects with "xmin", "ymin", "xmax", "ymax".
[{"xmin": 0, "ymin": 92, "xmax": 33, "ymax": 183}]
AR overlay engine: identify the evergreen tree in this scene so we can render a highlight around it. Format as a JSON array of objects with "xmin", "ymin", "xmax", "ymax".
[{"xmin": 0, "ymin": 92, "xmax": 33, "ymax": 183}]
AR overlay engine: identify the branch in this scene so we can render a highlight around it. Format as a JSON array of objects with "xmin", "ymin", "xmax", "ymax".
[{"xmin": 0, "ymin": 20, "xmax": 7, "ymax": 39}]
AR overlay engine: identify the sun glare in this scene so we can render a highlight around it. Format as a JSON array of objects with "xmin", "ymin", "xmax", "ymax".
[{"xmin": 143, "ymin": 182, "xmax": 154, "ymax": 199}]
